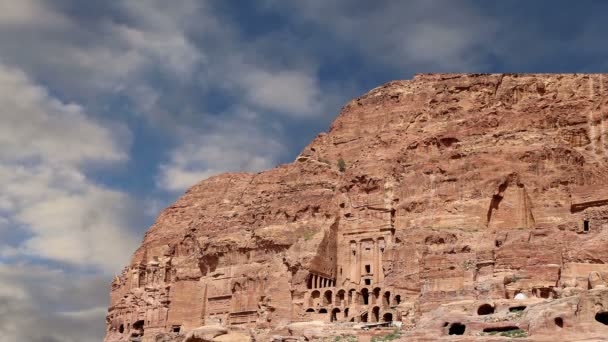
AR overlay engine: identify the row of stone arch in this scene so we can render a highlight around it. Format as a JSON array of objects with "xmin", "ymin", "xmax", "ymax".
[
  {"xmin": 305, "ymin": 306, "xmax": 395, "ymax": 323},
  {"xmin": 113, "ymin": 320, "xmax": 144, "ymax": 336},
  {"xmin": 308, "ymin": 287, "xmax": 401, "ymax": 308}
]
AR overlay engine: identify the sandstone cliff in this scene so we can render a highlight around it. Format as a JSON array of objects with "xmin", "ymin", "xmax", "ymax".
[{"xmin": 106, "ymin": 74, "xmax": 608, "ymax": 341}]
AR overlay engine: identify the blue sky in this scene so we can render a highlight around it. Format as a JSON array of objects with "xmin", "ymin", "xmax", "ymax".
[{"xmin": 0, "ymin": 1, "xmax": 607, "ymax": 340}]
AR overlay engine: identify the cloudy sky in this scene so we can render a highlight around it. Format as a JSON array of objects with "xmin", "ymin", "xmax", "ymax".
[{"xmin": 0, "ymin": 1, "xmax": 607, "ymax": 341}]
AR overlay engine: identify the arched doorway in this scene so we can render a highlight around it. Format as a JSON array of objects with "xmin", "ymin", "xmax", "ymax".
[
  {"xmin": 382, "ymin": 312, "xmax": 393, "ymax": 322},
  {"xmin": 448, "ymin": 323, "xmax": 466, "ymax": 335},
  {"xmin": 361, "ymin": 312, "xmax": 368, "ymax": 323},
  {"xmin": 477, "ymin": 304, "xmax": 494, "ymax": 315},
  {"xmin": 383, "ymin": 291, "xmax": 391, "ymax": 307},
  {"xmin": 310, "ymin": 290, "xmax": 320, "ymax": 307},
  {"xmin": 132, "ymin": 320, "xmax": 144, "ymax": 337},
  {"xmin": 361, "ymin": 288, "xmax": 369, "ymax": 305},
  {"xmin": 372, "ymin": 306, "xmax": 380, "ymax": 322},
  {"xmin": 331, "ymin": 308, "xmax": 341, "ymax": 322},
  {"xmin": 348, "ymin": 289, "xmax": 356, "ymax": 305},
  {"xmin": 344, "ymin": 308, "xmax": 349, "ymax": 318},
  {"xmin": 595, "ymin": 312, "xmax": 608, "ymax": 325},
  {"xmin": 337, "ymin": 289, "xmax": 346, "ymax": 306},
  {"xmin": 394, "ymin": 294, "xmax": 401, "ymax": 305},
  {"xmin": 323, "ymin": 290, "xmax": 333, "ymax": 305}
]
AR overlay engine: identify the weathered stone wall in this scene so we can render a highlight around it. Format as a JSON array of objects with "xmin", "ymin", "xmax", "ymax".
[{"xmin": 105, "ymin": 74, "xmax": 608, "ymax": 341}]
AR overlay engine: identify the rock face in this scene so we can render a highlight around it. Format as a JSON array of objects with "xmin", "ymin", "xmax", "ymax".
[{"xmin": 105, "ymin": 74, "xmax": 608, "ymax": 341}]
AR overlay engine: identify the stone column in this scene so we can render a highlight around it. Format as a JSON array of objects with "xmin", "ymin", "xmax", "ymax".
[
  {"xmin": 131, "ymin": 269, "xmax": 137, "ymax": 289},
  {"xmin": 378, "ymin": 239, "xmax": 385, "ymax": 282},
  {"xmin": 373, "ymin": 239, "xmax": 380, "ymax": 284},
  {"xmin": 350, "ymin": 241, "xmax": 356, "ymax": 282},
  {"xmin": 356, "ymin": 241, "xmax": 362, "ymax": 284}
]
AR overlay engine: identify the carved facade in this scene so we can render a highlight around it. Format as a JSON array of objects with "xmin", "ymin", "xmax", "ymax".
[{"xmin": 105, "ymin": 74, "xmax": 608, "ymax": 341}]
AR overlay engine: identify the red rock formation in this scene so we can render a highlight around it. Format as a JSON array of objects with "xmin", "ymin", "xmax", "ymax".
[{"xmin": 105, "ymin": 74, "xmax": 608, "ymax": 341}]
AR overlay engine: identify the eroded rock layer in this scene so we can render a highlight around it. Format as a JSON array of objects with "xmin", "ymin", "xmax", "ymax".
[{"xmin": 105, "ymin": 74, "xmax": 608, "ymax": 341}]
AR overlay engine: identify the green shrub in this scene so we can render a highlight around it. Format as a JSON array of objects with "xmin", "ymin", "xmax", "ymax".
[
  {"xmin": 500, "ymin": 328, "xmax": 527, "ymax": 338},
  {"xmin": 483, "ymin": 328, "xmax": 526, "ymax": 338},
  {"xmin": 511, "ymin": 275, "xmax": 523, "ymax": 283},
  {"xmin": 337, "ymin": 158, "xmax": 346, "ymax": 172},
  {"xmin": 371, "ymin": 329, "xmax": 401, "ymax": 341},
  {"xmin": 302, "ymin": 230, "xmax": 317, "ymax": 241}
]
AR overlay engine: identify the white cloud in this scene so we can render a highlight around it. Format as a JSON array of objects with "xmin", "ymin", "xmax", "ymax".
[
  {"xmin": 112, "ymin": 24, "xmax": 202, "ymax": 79},
  {"xmin": 0, "ymin": 64, "xmax": 128, "ymax": 165},
  {"xmin": 157, "ymin": 166, "xmax": 216, "ymax": 193},
  {"xmin": 6, "ymin": 165, "xmax": 140, "ymax": 271},
  {"xmin": 264, "ymin": 0, "xmax": 498, "ymax": 71},
  {"xmin": 0, "ymin": 0, "xmax": 205, "ymax": 102},
  {"xmin": 157, "ymin": 115, "xmax": 285, "ymax": 192},
  {"xmin": 0, "ymin": 0, "xmax": 68, "ymax": 28},
  {"xmin": 399, "ymin": 20, "xmax": 491, "ymax": 69},
  {"xmin": 0, "ymin": 263, "xmax": 108, "ymax": 341},
  {"xmin": 0, "ymin": 245, "xmax": 19, "ymax": 258},
  {"xmin": 0, "ymin": 63, "xmax": 139, "ymax": 273},
  {"xmin": 238, "ymin": 69, "xmax": 322, "ymax": 116},
  {"xmin": 0, "ymin": 0, "xmax": 331, "ymax": 127}
]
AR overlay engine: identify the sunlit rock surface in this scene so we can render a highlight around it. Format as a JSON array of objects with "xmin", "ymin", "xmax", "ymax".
[{"xmin": 105, "ymin": 74, "xmax": 608, "ymax": 341}]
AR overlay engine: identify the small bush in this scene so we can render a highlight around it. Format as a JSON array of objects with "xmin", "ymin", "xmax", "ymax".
[
  {"xmin": 337, "ymin": 158, "xmax": 346, "ymax": 172},
  {"xmin": 461, "ymin": 260, "xmax": 475, "ymax": 270},
  {"xmin": 302, "ymin": 230, "xmax": 317, "ymax": 241},
  {"xmin": 371, "ymin": 329, "xmax": 401, "ymax": 341},
  {"xmin": 500, "ymin": 328, "xmax": 526, "ymax": 338},
  {"xmin": 483, "ymin": 328, "xmax": 526, "ymax": 338},
  {"xmin": 511, "ymin": 275, "xmax": 523, "ymax": 283}
]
